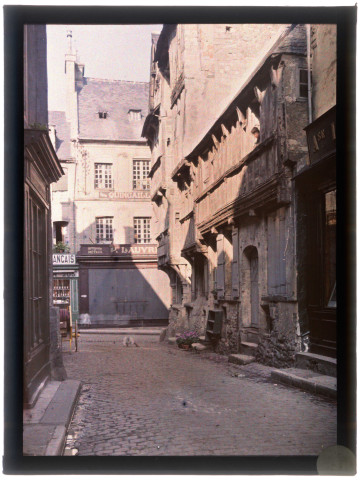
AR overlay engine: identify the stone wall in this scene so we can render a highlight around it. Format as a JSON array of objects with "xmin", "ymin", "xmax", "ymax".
[{"xmin": 256, "ymin": 303, "xmax": 299, "ymax": 368}]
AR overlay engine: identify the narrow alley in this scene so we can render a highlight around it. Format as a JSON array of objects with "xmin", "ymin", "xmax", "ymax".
[{"xmin": 63, "ymin": 331, "xmax": 336, "ymax": 456}]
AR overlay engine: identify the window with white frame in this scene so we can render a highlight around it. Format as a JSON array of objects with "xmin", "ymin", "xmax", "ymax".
[
  {"xmin": 96, "ymin": 217, "xmax": 113, "ymax": 243},
  {"xmin": 94, "ymin": 163, "xmax": 113, "ymax": 189},
  {"xmin": 134, "ymin": 217, "xmax": 151, "ymax": 244},
  {"xmin": 133, "ymin": 159, "xmax": 150, "ymax": 190}
]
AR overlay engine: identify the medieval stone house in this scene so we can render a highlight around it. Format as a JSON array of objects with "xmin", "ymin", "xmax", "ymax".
[
  {"xmin": 143, "ymin": 24, "xmax": 332, "ymax": 367},
  {"xmin": 50, "ymin": 31, "xmax": 171, "ymax": 327}
]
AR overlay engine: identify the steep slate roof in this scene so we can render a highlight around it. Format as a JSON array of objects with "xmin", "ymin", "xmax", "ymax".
[
  {"xmin": 78, "ymin": 78, "xmax": 149, "ymax": 141},
  {"xmin": 48, "ymin": 111, "xmax": 71, "ymax": 160}
]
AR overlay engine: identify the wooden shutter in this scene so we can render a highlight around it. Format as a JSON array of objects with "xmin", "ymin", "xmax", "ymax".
[
  {"xmin": 231, "ymin": 227, "xmax": 239, "ymax": 298},
  {"xmin": 216, "ymin": 234, "xmax": 225, "ymax": 298}
]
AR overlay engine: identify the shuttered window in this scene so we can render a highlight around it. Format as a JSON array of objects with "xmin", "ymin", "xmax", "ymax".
[
  {"xmin": 267, "ymin": 209, "xmax": 287, "ymax": 295},
  {"xmin": 216, "ymin": 234, "xmax": 225, "ymax": 298},
  {"xmin": 231, "ymin": 227, "xmax": 239, "ymax": 298}
]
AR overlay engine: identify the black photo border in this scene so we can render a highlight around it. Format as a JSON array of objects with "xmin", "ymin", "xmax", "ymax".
[{"xmin": 3, "ymin": 5, "xmax": 357, "ymax": 475}]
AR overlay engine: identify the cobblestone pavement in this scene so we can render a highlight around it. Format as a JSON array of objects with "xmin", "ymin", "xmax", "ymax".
[{"xmin": 62, "ymin": 333, "xmax": 337, "ymax": 456}]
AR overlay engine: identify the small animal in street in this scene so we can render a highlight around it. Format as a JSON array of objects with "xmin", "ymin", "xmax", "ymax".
[{"xmin": 123, "ymin": 336, "xmax": 139, "ymax": 347}]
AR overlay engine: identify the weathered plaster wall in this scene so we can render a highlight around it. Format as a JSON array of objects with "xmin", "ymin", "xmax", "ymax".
[{"xmin": 311, "ymin": 25, "xmax": 337, "ymax": 119}]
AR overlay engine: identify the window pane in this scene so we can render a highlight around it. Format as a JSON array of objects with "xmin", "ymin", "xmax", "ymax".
[
  {"xmin": 96, "ymin": 217, "xmax": 113, "ymax": 243},
  {"xmin": 95, "ymin": 164, "xmax": 113, "ymax": 189},
  {"xmin": 324, "ymin": 190, "xmax": 336, "ymax": 307},
  {"xmin": 133, "ymin": 160, "xmax": 150, "ymax": 190},
  {"xmin": 300, "ymin": 69, "xmax": 308, "ymax": 83},
  {"xmin": 134, "ymin": 217, "xmax": 151, "ymax": 243},
  {"xmin": 299, "ymin": 84, "xmax": 308, "ymax": 98}
]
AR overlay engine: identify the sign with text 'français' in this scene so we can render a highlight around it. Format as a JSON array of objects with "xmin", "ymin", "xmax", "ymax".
[{"xmin": 53, "ymin": 253, "xmax": 76, "ymax": 265}]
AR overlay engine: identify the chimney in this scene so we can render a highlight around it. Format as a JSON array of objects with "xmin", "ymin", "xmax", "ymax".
[
  {"xmin": 65, "ymin": 30, "xmax": 78, "ymax": 139},
  {"xmin": 66, "ymin": 29, "xmax": 73, "ymax": 53}
]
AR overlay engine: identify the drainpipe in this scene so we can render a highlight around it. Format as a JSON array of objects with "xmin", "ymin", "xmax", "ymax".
[{"xmin": 306, "ymin": 24, "xmax": 312, "ymax": 124}]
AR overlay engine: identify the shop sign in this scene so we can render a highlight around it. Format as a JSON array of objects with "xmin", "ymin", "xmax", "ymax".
[
  {"xmin": 115, "ymin": 245, "xmax": 157, "ymax": 256},
  {"xmin": 99, "ymin": 191, "xmax": 151, "ymax": 200},
  {"xmin": 53, "ymin": 271, "xmax": 79, "ymax": 278},
  {"xmin": 305, "ymin": 106, "xmax": 336, "ymax": 165},
  {"xmin": 79, "ymin": 244, "xmax": 157, "ymax": 256},
  {"xmin": 53, "ymin": 253, "xmax": 76, "ymax": 265},
  {"xmin": 87, "ymin": 246, "xmax": 105, "ymax": 254}
]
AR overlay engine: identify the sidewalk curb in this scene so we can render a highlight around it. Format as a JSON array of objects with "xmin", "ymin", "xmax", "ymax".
[
  {"xmin": 44, "ymin": 425, "xmax": 67, "ymax": 456},
  {"xmin": 23, "ymin": 379, "xmax": 82, "ymax": 456},
  {"xmin": 271, "ymin": 369, "xmax": 337, "ymax": 399},
  {"xmin": 79, "ymin": 329, "xmax": 162, "ymax": 336}
]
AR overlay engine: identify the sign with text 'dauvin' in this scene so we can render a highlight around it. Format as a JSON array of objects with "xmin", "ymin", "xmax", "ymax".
[{"xmin": 114, "ymin": 244, "xmax": 157, "ymax": 256}]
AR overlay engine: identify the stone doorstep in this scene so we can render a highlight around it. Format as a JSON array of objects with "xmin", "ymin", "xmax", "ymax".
[
  {"xmin": 228, "ymin": 354, "xmax": 256, "ymax": 366},
  {"xmin": 271, "ymin": 368, "xmax": 337, "ymax": 399},
  {"xmin": 240, "ymin": 341, "xmax": 258, "ymax": 356},
  {"xmin": 23, "ymin": 379, "xmax": 81, "ymax": 456},
  {"xmin": 295, "ymin": 352, "xmax": 337, "ymax": 377}
]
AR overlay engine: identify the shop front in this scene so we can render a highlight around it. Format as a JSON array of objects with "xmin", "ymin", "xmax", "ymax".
[
  {"xmin": 77, "ymin": 244, "xmax": 171, "ymax": 328},
  {"xmin": 296, "ymin": 106, "xmax": 336, "ymax": 357},
  {"xmin": 52, "ymin": 253, "xmax": 79, "ymax": 339}
]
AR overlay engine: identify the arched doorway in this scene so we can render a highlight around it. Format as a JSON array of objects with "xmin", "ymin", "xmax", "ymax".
[{"xmin": 241, "ymin": 246, "xmax": 259, "ymax": 328}]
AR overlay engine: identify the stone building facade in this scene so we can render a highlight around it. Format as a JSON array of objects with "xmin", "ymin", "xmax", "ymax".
[
  {"xmin": 295, "ymin": 25, "xmax": 337, "ymax": 358},
  {"xmin": 144, "ymin": 24, "xmax": 325, "ymax": 367},
  {"xmin": 24, "ymin": 25, "xmax": 64, "ymax": 406},
  {"xmin": 50, "ymin": 31, "xmax": 171, "ymax": 327}
]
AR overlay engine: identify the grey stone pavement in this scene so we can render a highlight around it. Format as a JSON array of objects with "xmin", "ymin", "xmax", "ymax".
[{"xmin": 62, "ymin": 332, "xmax": 337, "ymax": 456}]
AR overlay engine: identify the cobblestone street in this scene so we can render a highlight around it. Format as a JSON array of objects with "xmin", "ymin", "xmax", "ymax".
[{"xmin": 63, "ymin": 333, "xmax": 337, "ymax": 456}]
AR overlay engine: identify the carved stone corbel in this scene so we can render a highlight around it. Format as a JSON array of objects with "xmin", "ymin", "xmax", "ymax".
[
  {"xmin": 236, "ymin": 107, "xmax": 247, "ymax": 131},
  {"xmin": 221, "ymin": 124, "xmax": 229, "ymax": 138},
  {"xmin": 270, "ymin": 65, "xmax": 282, "ymax": 87},
  {"xmin": 254, "ymin": 86, "xmax": 266, "ymax": 104},
  {"xmin": 212, "ymin": 134, "xmax": 220, "ymax": 150}
]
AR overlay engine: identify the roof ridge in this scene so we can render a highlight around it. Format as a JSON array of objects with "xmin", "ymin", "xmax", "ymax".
[{"xmin": 85, "ymin": 77, "xmax": 148, "ymax": 85}]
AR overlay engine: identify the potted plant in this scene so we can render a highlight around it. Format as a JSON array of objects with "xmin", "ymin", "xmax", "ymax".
[
  {"xmin": 176, "ymin": 330, "xmax": 200, "ymax": 350},
  {"xmin": 53, "ymin": 241, "xmax": 70, "ymax": 253}
]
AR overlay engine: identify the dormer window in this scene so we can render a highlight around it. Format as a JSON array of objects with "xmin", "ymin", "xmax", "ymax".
[
  {"xmin": 128, "ymin": 109, "xmax": 142, "ymax": 122},
  {"xmin": 98, "ymin": 111, "xmax": 108, "ymax": 119}
]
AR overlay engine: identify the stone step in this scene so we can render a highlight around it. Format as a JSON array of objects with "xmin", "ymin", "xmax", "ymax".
[
  {"xmin": 192, "ymin": 342, "xmax": 211, "ymax": 352},
  {"xmin": 295, "ymin": 352, "xmax": 337, "ymax": 377},
  {"xmin": 168, "ymin": 337, "xmax": 177, "ymax": 345},
  {"xmin": 199, "ymin": 335, "xmax": 212, "ymax": 346},
  {"xmin": 240, "ymin": 341, "xmax": 258, "ymax": 356},
  {"xmin": 228, "ymin": 354, "xmax": 255, "ymax": 366},
  {"xmin": 271, "ymin": 367, "xmax": 337, "ymax": 399}
]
